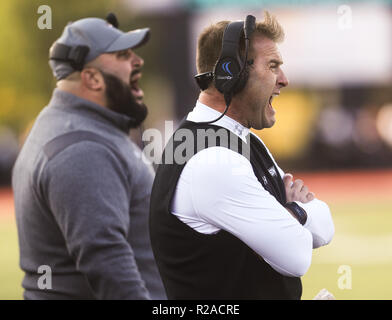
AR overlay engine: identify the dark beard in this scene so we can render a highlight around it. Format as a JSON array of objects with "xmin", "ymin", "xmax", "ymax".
[{"xmin": 101, "ymin": 70, "xmax": 148, "ymax": 128}]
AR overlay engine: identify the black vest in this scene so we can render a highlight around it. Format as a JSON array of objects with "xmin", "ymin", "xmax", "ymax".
[{"xmin": 149, "ymin": 120, "xmax": 302, "ymax": 299}]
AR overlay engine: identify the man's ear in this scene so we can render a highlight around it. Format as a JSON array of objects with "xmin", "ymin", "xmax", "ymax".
[{"xmin": 80, "ymin": 67, "xmax": 104, "ymax": 91}]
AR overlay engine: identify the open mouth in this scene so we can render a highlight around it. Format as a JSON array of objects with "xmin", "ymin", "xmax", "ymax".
[
  {"xmin": 130, "ymin": 72, "xmax": 144, "ymax": 101},
  {"xmin": 268, "ymin": 94, "xmax": 278, "ymax": 115}
]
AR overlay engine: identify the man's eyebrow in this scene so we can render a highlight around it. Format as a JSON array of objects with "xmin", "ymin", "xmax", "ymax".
[
  {"xmin": 115, "ymin": 49, "xmax": 132, "ymax": 57},
  {"xmin": 269, "ymin": 58, "xmax": 283, "ymax": 65}
]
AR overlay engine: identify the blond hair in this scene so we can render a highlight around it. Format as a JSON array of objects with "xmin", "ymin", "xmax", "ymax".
[{"xmin": 196, "ymin": 11, "xmax": 284, "ymax": 74}]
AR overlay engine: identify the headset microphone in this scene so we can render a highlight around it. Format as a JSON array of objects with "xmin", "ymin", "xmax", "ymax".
[
  {"xmin": 194, "ymin": 15, "xmax": 256, "ymax": 124},
  {"xmin": 244, "ymin": 15, "xmax": 256, "ymax": 39}
]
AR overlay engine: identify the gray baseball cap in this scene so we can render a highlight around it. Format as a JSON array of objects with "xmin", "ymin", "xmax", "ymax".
[{"xmin": 49, "ymin": 17, "xmax": 150, "ymax": 80}]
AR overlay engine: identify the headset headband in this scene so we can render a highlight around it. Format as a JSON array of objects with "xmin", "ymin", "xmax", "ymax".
[{"xmin": 219, "ymin": 21, "xmax": 244, "ymax": 64}]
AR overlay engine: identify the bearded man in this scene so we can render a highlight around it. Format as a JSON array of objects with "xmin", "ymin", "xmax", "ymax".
[{"xmin": 12, "ymin": 14, "xmax": 166, "ymax": 300}]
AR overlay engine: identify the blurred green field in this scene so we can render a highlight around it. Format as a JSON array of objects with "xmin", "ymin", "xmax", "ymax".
[
  {"xmin": 0, "ymin": 215, "xmax": 23, "ymax": 299},
  {"xmin": 302, "ymin": 200, "xmax": 392, "ymax": 299},
  {"xmin": 1, "ymin": 182, "xmax": 391, "ymax": 300}
]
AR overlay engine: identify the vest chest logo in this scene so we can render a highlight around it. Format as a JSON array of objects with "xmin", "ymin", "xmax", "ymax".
[
  {"xmin": 233, "ymin": 123, "xmax": 244, "ymax": 136},
  {"xmin": 262, "ymin": 176, "xmax": 268, "ymax": 186},
  {"xmin": 268, "ymin": 166, "xmax": 277, "ymax": 177}
]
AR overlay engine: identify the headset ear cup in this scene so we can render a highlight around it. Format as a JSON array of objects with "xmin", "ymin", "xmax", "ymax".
[
  {"xmin": 214, "ymin": 58, "xmax": 241, "ymax": 94},
  {"xmin": 232, "ymin": 66, "xmax": 249, "ymax": 94}
]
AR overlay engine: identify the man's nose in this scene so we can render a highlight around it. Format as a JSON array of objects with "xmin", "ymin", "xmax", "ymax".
[
  {"xmin": 277, "ymin": 69, "xmax": 289, "ymax": 88},
  {"xmin": 132, "ymin": 53, "xmax": 144, "ymax": 69}
]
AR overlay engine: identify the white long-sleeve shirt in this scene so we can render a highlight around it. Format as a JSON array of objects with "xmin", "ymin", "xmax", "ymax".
[{"xmin": 171, "ymin": 101, "xmax": 334, "ymax": 277}]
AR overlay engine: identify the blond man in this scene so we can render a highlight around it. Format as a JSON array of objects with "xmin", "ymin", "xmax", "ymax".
[{"xmin": 150, "ymin": 12, "xmax": 334, "ymax": 299}]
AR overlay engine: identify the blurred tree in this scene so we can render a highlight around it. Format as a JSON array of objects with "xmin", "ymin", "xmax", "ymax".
[{"xmin": 0, "ymin": 0, "xmax": 115, "ymax": 134}]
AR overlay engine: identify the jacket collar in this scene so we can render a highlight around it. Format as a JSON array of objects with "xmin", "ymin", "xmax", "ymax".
[{"xmin": 187, "ymin": 100, "xmax": 250, "ymax": 142}]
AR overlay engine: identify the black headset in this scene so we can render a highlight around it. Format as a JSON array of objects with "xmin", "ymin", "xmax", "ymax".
[{"xmin": 194, "ymin": 15, "xmax": 256, "ymax": 124}]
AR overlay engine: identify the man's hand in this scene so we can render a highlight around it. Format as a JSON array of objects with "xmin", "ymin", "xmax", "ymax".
[
  {"xmin": 313, "ymin": 288, "xmax": 336, "ymax": 300},
  {"xmin": 283, "ymin": 173, "xmax": 315, "ymax": 204}
]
